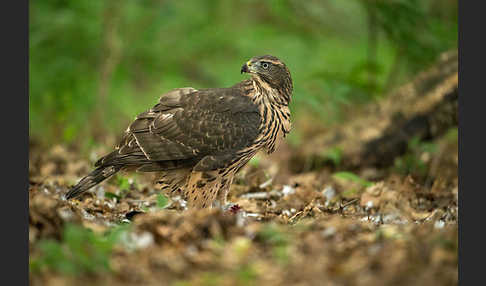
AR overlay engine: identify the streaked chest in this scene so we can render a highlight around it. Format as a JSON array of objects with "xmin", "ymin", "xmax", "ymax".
[{"xmin": 251, "ymin": 82, "xmax": 291, "ymax": 154}]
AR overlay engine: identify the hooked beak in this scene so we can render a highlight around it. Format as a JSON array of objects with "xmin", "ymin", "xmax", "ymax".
[{"xmin": 240, "ymin": 60, "xmax": 253, "ymax": 74}]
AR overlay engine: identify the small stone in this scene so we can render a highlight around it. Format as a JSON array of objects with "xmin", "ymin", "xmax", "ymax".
[
  {"xmin": 121, "ymin": 231, "xmax": 154, "ymax": 250},
  {"xmin": 240, "ymin": 192, "xmax": 270, "ymax": 199},
  {"xmin": 321, "ymin": 226, "xmax": 336, "ymax": 238},
  {"xmin": 322, "ymin": 186, "xmax": 336, "ymax": 201},
  {"xmin": 81, "ymin": 209, "xmax": 95, "ymax": 220},
  {"xmin": 366, "ymin": 200, "xmax": 374, "ymax": 209},
  {"xmin": 95, "ymin": 186, "xmax": 105, "ymax": 199},
  {"xmin": 282, "ymin": 185, "xmax": 296, "ymax": 196},
  {"xmin": 259, "ymin": 178, "xmax": 273, "ymax": 189},
  {"xmin": 57, "ymin": 207, "xmax": 75, "ymax": 221},
  {"xmin": 434, "ymin": 220, "xmax": 445, "ymax": 229},
  {"xmin": 132, "ymin": 232, "xmax": 154, "ymax": 249}
]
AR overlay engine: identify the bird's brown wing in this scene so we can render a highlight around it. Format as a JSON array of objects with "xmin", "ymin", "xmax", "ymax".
[{"xmin": 95, "ymin": 86, "xmax": 261, "ymax": 171}]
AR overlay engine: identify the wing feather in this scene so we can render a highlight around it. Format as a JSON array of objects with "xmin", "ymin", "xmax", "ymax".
[{"xmin": 100, "ymin": 86, "xmax": 261, "ymax": 168}]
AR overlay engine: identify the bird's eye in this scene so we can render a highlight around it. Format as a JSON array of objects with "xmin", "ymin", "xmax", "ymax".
[{"xmin": 261, "ymin": 62, "xmax": 269, "ymax": 69}]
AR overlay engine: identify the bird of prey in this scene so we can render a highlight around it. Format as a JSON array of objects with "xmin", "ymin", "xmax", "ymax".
[{"xmin": 66, "ymin": 55, "xmax": 293, "ymax": 209}]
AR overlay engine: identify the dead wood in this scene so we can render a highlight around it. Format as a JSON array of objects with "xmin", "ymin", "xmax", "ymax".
[{"xmin": 291, "ymin": 50, "xmax": 458, "ymax": 172}]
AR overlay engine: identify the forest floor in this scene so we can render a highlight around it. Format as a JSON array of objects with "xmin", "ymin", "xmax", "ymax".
[
  {"xmin": 29, "ymin": 130, "xmax": 458, "ymax": 286},
  {"xmin": 29, "ymin": 54, "xmax": 458, "ymax": 286}
]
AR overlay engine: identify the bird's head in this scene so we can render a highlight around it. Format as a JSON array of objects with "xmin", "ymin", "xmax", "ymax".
[{"xmin": 241, "ymin": 55, "xmax": 293, "ymax": 104}]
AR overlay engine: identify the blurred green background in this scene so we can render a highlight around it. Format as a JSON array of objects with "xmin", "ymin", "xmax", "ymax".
[{"xmin": 29, "ymin": 0, "xmax": 457, "ymax": 147}]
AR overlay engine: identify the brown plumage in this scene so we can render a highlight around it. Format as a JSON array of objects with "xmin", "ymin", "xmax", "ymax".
[{"xmin": 65, "ymin": 55, "xmax": 293, "ymax": 209}]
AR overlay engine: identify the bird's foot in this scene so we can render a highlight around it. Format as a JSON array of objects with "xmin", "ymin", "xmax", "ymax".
[
  {"xmin": 221, "ymin": 203, "xmax": 243, "ymax": 214},
  {"xmin": 228, "ymin": 204, "xmax": 242, "ymax": 214},
  {"xmin": 221, "ymin": 203, "xmax": 247, "ymax": 226}
]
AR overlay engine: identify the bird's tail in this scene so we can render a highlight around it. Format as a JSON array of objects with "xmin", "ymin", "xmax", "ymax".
[{"xmin": 65, "ymin": 165, "xmax": 123, "ymax": 199}]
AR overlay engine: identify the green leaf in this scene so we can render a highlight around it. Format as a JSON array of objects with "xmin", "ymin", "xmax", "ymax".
[
  {"xmin": 322, "ymin": 147, "xmax": 342, "ymax": 166},
  {"xmin": 259, "ymin": 224, "xmax": 288, "ymax": 246},
  {"xmin": 249, "ymin": 155, "xmax": 261, "ymax": 167},
  {"xmin": 31, "ymin": 223, "xmax": 129, "ymax": 276},
  {"xmin": 104, "ymin": 192, "xmax": 121, "ymax": 200},
  {"xmin": 342, "ymin": 188, "xmax": 359, "ymax": 198},
  {"xmin": 156, "ymin": 193, "xmax": 169, "ymax": 209},
  {"xmin": 445, "ymin": 127, "xmax": 458, "ymax": 142},
  {"xmin": 116, "ymin": 176, "xmax": 131, "ymax": 191},
  {"xmin": 237, "ymin": 264, "xmax": 259, "ymax": 284},
  {"xmin": 332, "ymin": 171, "xmax": 373, "ymax": 187}
]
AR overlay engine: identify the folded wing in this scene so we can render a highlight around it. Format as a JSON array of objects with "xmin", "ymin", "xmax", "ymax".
[{"xmin": 95, "ymin": 86, "xmax": 261, "ymax": 171}]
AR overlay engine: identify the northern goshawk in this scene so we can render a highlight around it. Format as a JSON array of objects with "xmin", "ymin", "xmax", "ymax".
[{"xmin": 66, "ymin": 55, "xmax": 293, "ymax": 209}]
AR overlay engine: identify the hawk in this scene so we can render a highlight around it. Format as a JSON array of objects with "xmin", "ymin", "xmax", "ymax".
[{"xmin": 66, "ymin": 55, "xmax": 293, "ymax": 209}]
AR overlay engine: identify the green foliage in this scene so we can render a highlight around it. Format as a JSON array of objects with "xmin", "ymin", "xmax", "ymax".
[
  {"xmin": 259, "ymin": 224, "xmax": 288, "ymax": 245},
  {"xmin": 445, "ymin": 127, "xmax": 458, "ymax": 142},
  {"xmin": 394, "ymin": 136, "xmax": 438, "ymax": 176},
  {"xmin": 30, "ymin": 223, "xmax": 129, "ymax": 275},
  {"xmin": 104, "ymin": 192, "xmax": 121, "ymax": 200},
  {"xmin": 341, "ymin": 188, "xmax": 360, "ymax": 199},
  {"xmin": 332, "ymin": 171, "xmax": 373, "ymax": 188},
  {"xmin": 332, "ymin": 171, "xmax": 373, "ymax": 198},
  {"xmin": 371, "ymin": 0, "xmax": 457, "ymax": 73},
  {"xmin": 257, "ymin": 223, "xmax": 290, "ymax": 264},
  {"xmin": 172, "ymin": 281, "xmax": 192, "ymax": 286},
  {"xmin": 199, "ymin": 272, "xmax": 223, "ymax": 286},
  {"xmin": 249, "ymin": 155, "xmax": 261, "ymax": 168},
  {"xmin": 30, "ymin": 0, "xmax": 457, "ymax": 145},
  {"xmin": 116, "ymin": 175, "xmax": 131, "ymax": 191},
  {"xmin": 104, "ymin": 175, "xmax": 135, "ymax": 200},
  {"xmin": 157, "ymin": 193, "xmax": 170, "ymax": 209},
  {"xmin": 236, "ymin": 264, "xmax": 259, "ymax": 285},
  {"xmin": 322, "ymin": 147, "xmax": 343, "ymax": 166},
  {"xmin": 172, "ymin": 264, "xmax": 258, "ymax": 286}
]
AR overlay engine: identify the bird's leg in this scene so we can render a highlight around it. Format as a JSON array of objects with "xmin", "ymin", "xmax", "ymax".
[
  {"xmin": 213, "ymin": 176, "xmax": 242, "ymax": 214},
  {"xmin": 212, "ymin": 176, "xmax": 233, "ymax": 209},
  {"xmin": 184, "ymin": 171, "xmax": 220, "ymax": 209}
]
